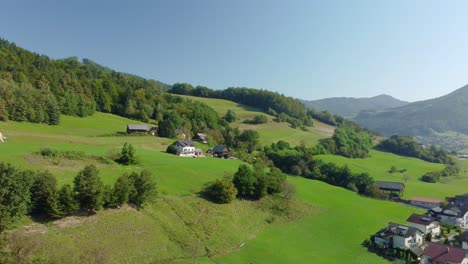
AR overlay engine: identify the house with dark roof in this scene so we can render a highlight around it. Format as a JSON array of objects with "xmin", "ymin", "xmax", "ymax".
[
  {"xmin": 127, "ymin": 124, "xmax": 149, "ymax": 134},
  {"xmin": 406, "ymin": 214, "xmax": 440, "ymax": 237},
  {"xmin": 429, "ymin": 193, "xmax": 468, "ymax": 228},
  {"xmin": 422, "ymin": 243, "xmax": 468, "ymax": 264},
  {"xmin": 373, "ymin": 222, "xmax": 424, "ymax": 250},
  {"xmin": 375, "ymin": 181, "xmax": 405, "ymax": 196},
  {"xmin": 410, "ymin": 197, "xmax": 443, "ymax": 209},
  {"xmin": 211, "ymin": 145, "xmax": 231, "ymax": 159}
]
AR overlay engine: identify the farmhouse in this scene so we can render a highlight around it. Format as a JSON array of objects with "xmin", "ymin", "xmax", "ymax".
[
  {"xmin": 373, "ymin": 222, "xmax": 424, "ymax": 250},
  {"xmin": 410, "ymin": 197, "xmax": 443, "ymax": 209},
  {"xmin": 406, "ymin": 214, "xmax": 440, "ymax": 236},
  {"xmin": 429, "ymin": 194, "xmax": 468, "ymax": 228},
  {"xmin": 375, "ymin": 181, "xmax": 405, "ymax": 196},
  {"xmin": 422, "ymin": 243, "xmax": 468, "ymax": 264},
  {"xmin": 127, "ymin": 124, "xmax": 149, "ymax": 134},
  {"xmin": 174, "ymin": 140, "xmax": 196, "ymax": 157},
  {"xmin": 211, "ymin": 145, "xmax": 231, "ymax": 159}
]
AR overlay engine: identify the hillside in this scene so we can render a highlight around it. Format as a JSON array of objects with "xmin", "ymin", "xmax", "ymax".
[
  {"xmin": 355, "ymin": 84, "xmax": 468, "ymax": 139},
  {"xmin": 0, "ymin": 113, "xmax": 455, "ymax": 264},
  {"xmin": 301, "ymin": 94, "xmax": 409, "ymax": 117},
  {"xmin": 177, "ymin": 95, "xmax": 335, "ymax": 146}
]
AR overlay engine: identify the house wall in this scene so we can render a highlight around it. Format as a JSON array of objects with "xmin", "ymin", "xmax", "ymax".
[
  {"xmin": 407, "ymin": 222, "xmax": 441, "ymax": 236},
  {"xmin": 175, "ymin": 145, "xmax": 195, "ymax": 157},
  {"xmin": 393, "ymin": 234, "xmax": 423, "ymax": 249},
  {"xmin": 463, "ymin": 241, "xmax": 468, "ymax": 250}
]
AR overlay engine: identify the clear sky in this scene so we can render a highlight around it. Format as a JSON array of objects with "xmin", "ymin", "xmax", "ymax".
[{"xmin": 2, "ymin": 0, "xmax": 468, "ymax": 102}]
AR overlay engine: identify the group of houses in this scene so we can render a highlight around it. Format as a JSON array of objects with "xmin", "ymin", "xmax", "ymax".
[
  {"xmin": 371, "ymin": 193, "xmax": 468, "ymax": 263},
  {"xmin": 172, "ymin": 140, "xmax": 231, "ymax": 158},
  {"xmin": 126, "ymin": 124, "xmax": 231, "ymax": 159}
]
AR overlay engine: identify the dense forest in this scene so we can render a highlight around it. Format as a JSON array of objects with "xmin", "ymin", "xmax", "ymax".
[
  {"xmin": 169, "ymin": 83, "xmax": 312, "ymax": 128},
  {"xmin": 0, "ymin": 38, "xmax": 169, "ymax": 123}
]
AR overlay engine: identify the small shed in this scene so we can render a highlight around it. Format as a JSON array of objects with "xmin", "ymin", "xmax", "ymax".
[
  {"xmin": 127, "ymin": 124, "xmax": 149, "ymax": 134},
  {"xmin": 375, "ymin": 181, "xmax": 405, "ymax": 195},
  {"xmin": 148, "ymin": 126, "xmax": 158, "ymax": 136}
]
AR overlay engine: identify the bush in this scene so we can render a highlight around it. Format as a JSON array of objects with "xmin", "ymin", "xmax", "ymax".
[
  {"xmin": 166, "ymin": 144, "xmax": 178, "ymax": 155},
  {"xmin": 421, "ymin": 171, "xmax": 440, "ymax": 183},
  {"xmin": 203, "ymin": 178, "xmax": 237, "ymax": 204},
  {"xmin": 243, "ymin": 115, "xmax": 268, "ymax": 124}
]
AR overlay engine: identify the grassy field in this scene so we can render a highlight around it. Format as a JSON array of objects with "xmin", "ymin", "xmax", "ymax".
[
  {"xmin": 16, "ymin": 196, "xmax": 315, "ymax": 264},
  {"xmin": 177, "ymin": 94, "xmax": 334, "ymax": 146},
  {"xmin": 0, "ymin": 113, "xmax": 242, "ymax": 195},
  {"xmin": 215, "ymin": 177, "xmax": 421, "ymax": 264},
  {"xmin": 0, "ymin": 110, "xmax": 464, "ymax": 264},
  {"xmin": 316, "ymin": 150, "xmax": 468, "ymax": 199}
]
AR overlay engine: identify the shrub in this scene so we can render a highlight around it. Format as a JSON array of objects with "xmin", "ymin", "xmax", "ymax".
[
  {"xmin": 128, "ymin": 170, "xmax": 157, "ymax": 207},
  {"xmin": 166, "ymin": 144, "xmax": 178, "ymax": 155},
  {"xmin": 203, "ymin": 178, "xmax": 237, "ymax": 204}
]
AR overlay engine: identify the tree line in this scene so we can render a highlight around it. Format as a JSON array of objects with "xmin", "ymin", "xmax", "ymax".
[
  {"xmin": 0, "ymin": 162, "xmax": 156, "ymax": 234},
  {"xmin": 203, "ymin": 164, "xmax": 287, "ymax": 204},
  {"xmin": 169, "ymin": 83, "xmax": 312, "ymax": 128},
  {"xmin": 261, "ymin": 141, "xmax": 382, "ymax": 198}
]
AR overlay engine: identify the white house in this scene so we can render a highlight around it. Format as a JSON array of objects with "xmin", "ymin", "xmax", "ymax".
[
  {"xmin": 406, "ymin": 214, "xmax": 441, "ymax": 237},
  {"xmin": 175, "ymin": 140, "xmax": 196, "ymax": 157},
  {"xmin": 429, "ymin": 194, "xmax": 468, "ymax": 229},
  {"xmin": 422, "ymin": 243, "xmax": 468, "ymax": 264},
  {"xmin": 374, "ymin": 223, "xmax": 424, "ymax": 249}
]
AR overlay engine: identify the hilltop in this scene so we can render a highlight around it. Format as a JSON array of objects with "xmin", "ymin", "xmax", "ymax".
[
  {"xmin": 301, "ymin": 94, "xmax": 409, "ymax": 117},
  {"xmin": 354, "ymin": 85, "xmax": 468, "ymax": 149}
]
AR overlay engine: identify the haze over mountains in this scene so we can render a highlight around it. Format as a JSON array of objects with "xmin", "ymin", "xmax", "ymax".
[
  {"xmin": 301, "ymin": 95, "xmax": 409, "ymax": 117},
  {"xmin": 354, "ymin": 84, "xmax": 468, "ymax": 137}
]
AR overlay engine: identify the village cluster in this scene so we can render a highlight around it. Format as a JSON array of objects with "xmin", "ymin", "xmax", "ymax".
[
  {"xmin": 370, "ymin": 182, "xmax": 468, "ymax": 264},
  {"xmin": 126, "ymin": 124, "xmax": 232, "ymax": 158}
]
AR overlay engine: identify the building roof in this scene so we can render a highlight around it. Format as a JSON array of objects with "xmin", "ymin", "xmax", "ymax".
[
  {"xmin": 423, "ymin": 243, "xmax": 468, "ymax": 263},
  {"xmin": 127, "ymin": 124, "xmax": 149, "ymax": 131},
  {"xmin": 375, "ymin": 181, "xmax": 405, "ymax": 192},
  {"xmin": 410, "ymin": 197, "xmax": 443, "ymax": 204},
  {"xmin": 213, "ymin": 145, "xmax": 229, "ymax": 153},
  {"xmin": 176, "ymin": 140, "xmax": 195, "ymax": 147},
  {"xmin": 431, "ymin": 194, "xmax": 468, "ymax": 217},
  {"xmin": 406, "ymin": 214, "xmax": 438, "ymax": 226},
  {"xmin": 375, "ymin": 223, "xmax": 422, "ymax": 239}
]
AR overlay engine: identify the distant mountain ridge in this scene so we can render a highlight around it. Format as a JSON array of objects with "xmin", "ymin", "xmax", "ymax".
[
  {"xmin": 301, "ymin": 94, "xmax": 409, "ymax": 117},
  {"xmin": 354, "ymin": 84, "xmax": 468, "ymax": 137}
]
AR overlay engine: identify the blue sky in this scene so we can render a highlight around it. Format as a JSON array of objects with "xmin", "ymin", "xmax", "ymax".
[{"xmin": 2, "ymin": 0, "xmax": 468, "ymax": 102}]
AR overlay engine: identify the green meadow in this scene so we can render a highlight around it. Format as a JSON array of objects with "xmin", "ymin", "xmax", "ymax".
[
  {"xmin": 216, "ymin": 177, "xmax": 422, "ymax": 264},
  {"xmin": 317, "ymin": 150, "xmax": 468, "ymax": 199},
  {"xmin": 0, "ymin": 109, "xmax": 463, "ymax": 263}
]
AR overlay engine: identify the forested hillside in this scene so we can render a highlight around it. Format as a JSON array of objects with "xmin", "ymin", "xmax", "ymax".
[
  {"xmin": 169, "ymin": 83, "xmax": 311, "ymax": 128},
  {"xmin": 301, "ymin": 94, "xmax": 409, "ymax": 117},
  {"xmin": 355, "ymin": 84, "xmax": 468, "ymax": 136},
  {"xmin": 0, "ymin": 38, "xmax": 169, "ymax": 123}
]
